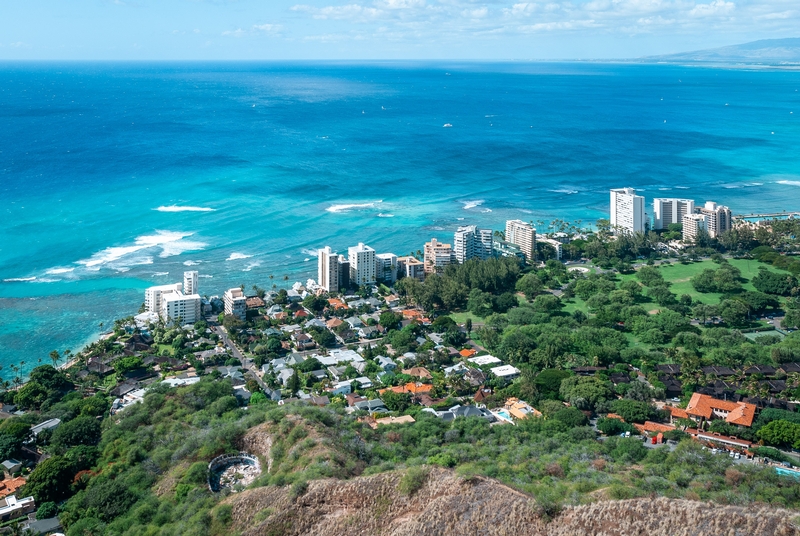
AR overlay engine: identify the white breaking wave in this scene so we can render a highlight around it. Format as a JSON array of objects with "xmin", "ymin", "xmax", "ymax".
[
  {"xmin": 199, "ymin": 274, "xmax": 214, "ymax": 278},
  {"xmin": 183, "ymin": 260, "xmax": 201, "ymax": 266},
  {"xmin": 462, "ymin": 200, "xmax": 484, "ymax": 210},
  {"xmin": 301, "ymin": 248, "xmax": 319, "ymax": 257},
  {"xmin": 152, "ymin": 272, "xmax": 170, "ymax": 277},
  {"xmin": 155, "ymin": 205, "xmax": 216, "ymax": 213},
  {"xmin": 77, "ymin": 231, "xmax": 205, "ymax": 268},
  {"xmin": 227, "ymin": 252, "xmax": 253, "ymax": 261},
  {"xmin": 377, "ymin": 213, "xmax": 394, "ymax": 218},
  {"xmin": 45, "ymin": 267, "xmax": 74, "ymax": 275},
  {"xmin": 777, "ymin": 180, "xmax": 800, "ymax": 186},
  {"xmin": 549, "ymin": 189, "xmax": 578, "ymax": 194},
  {"xmin": 242, "ymin": 261, "xmax": 261, "ymax": 272},
  {"xmin": 3, "ymin": 277, "xmax": 36, "ymax": 282},
  {"xmin": 326, "ymin": 201, "xmax": 382, "ymax": 213},
  {"xmin": 481, "ymin": 208, "xmax": 493, "ymax": 213},
  {"xmin": 675, "ymin": 186, "xmax": 690, "ymax": 189}
]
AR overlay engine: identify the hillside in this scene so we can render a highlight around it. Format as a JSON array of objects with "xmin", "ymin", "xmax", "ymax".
[
  {"xmin": 225, "ymin": 467, "xmax": 800, "ymax": 536},
  {"xmin": 642, "ymin": 38, "xmax": 800, "ymax": 64}
]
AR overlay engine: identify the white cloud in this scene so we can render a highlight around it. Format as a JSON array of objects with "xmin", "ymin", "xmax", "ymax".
[
  {"xmin": 253, "ymin": 23, "xmax": 282, "ymax": 32},
  {"xmin": 689, "ymin": 0, "xmax": 735, "ymax": 18},
  {"xmin": 221, "ymin": 28, "xmax": 246, "ymax": 37}
]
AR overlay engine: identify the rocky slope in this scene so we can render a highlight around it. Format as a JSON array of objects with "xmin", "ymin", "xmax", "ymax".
[{"xmin": 224, "ymin": 467, "xmax": 800, "ymax": 536}]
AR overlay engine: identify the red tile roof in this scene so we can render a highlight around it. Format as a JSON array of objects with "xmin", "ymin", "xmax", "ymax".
[
  {"xmin": 667, "ymin": 406, "xmax": 690, "ymax": 419},
  {"xmin": 459, "ymin": 348, "xmax": 477, "ymax": 358},
  {"xmin": 685, "ymin": 393, "xmax": 756, "ymax": 427},
  {"xmin": 634, "ymin": 421, "xmax": 675, "ymax": 434}
]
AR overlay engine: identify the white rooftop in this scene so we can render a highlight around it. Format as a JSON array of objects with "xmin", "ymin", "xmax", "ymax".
[
  {"xmin": 468, "ymin": 355, "xmax": 502, "ymax": 366},
  {"xmin": 491, "ymin": 365, "xmax": 521, "ymax": 377}
]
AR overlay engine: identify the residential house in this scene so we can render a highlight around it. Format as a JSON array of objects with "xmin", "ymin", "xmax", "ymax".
[
  {"xmin": 464, "ymin": 369, "xmax": 487, "ymax": 386},
  {"xmin": 331, "ymin": 381, "xmax": 352, "ymax": 396},
  {"xmin": 266, "ymin": 305, "xmax": 284, "ymax": 318},
  {"xmin": 308, "ymin": 369, "xmax": 328, "ymax": 382},
  {"xmin": 434, "ymin": 405, "xmax": 496, "ymax": 422},
  {"xmin": 0, "ymin": 477, "xmax": 26, "ymax": 500},
  {"xmin": 30, "ymin": 418, "xmax": 61, "ymax": 439},
  {"xmin": 345, "ymin": 316, "xmax": 364, "ymax": 329},
  {"xmin": 376, "ymin": 356, "xmax": 397, "ymax": 371},
  {"xmin": 402, "ymin": 367, "xmax": 432, "ymax": 379},
  {"xmin": 305, "ymin": 318, "xmax": 328, "ymax": 330},
  {"xmin": 467, "ymin": 355, "xmax": 502, "ymax": 366},
  {"xmin": 353, "ymin": 399, "xmax": 388, "ymax": 413},
  {"xmin": 744, "ymin": 365, "xmax": 777, "ymax": 376},
  {"xmin": 354, "ymin": 376, "xmax": 373, "ymax": 389},
  {"xmin": 384, "ymin": 295, "xmax": 400, "ymax": 307},
  {"xmin": 1, "ymin": 460, "xmax": 21, "ymax": 474},
  {"xmin": 444, "ymin": 363, "xmax": 469, "ymax": 376},
  {"xmin": 293, "ymin": 332, "xmax": 316, "ymax": 351},
  {"xmin": 504, "ymin": 398, "xmax": 542, "ymax": 420},
  {"xmin": 459, "ymin": 348, "xmax": 477, "ymax": 359},
  {"xmin": 359, "ymin": 326, "xmax": 378, "ymax": 339},
  {"xmin": 277, "ymin": 368, "xmax": 295, "ymax": 387},
  {"xmin": 656, "ymin": 364, "xmax": 681, "ymax": 375},
  {"xmin": 491, "ymin": 365, "xmax": 521, "ymax": 382},
  {"xmin": 0, "ymin": 495, "xmax": 35, "ymax": 522},
  {"xmin": 217, "ymin": 366, "xmax": 245, "ymax": 384},
  {"xmin": 700, "ymin": 366, "xmax": 737, "ymax": 378},
  {"xmin": 286, "ymin": 353, "xmax": 307, "ymax": 366}
]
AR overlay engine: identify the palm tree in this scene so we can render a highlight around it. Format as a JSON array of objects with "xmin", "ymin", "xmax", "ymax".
[{"xmin": 49, "ymin": 350, "xmax": 60, "ymax": 368}]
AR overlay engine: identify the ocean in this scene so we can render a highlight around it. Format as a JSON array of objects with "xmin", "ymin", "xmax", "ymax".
[{"xmin": 1, "ymin": 61, "xmax": 799, "ymax": 376}]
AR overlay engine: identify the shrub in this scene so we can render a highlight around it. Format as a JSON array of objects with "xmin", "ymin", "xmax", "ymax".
[
  {"xmin": 36, "ymin": 501, "xmax": 58, "ymax": 519},
  {"xmin": 398, "ymin": 466, "xmax": 429, "ymax": 496}
]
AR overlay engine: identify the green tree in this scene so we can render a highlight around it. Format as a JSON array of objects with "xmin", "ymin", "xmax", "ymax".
[
  {"xmin": 757, "ymin": 420, "xmax": 800, "ymax": 449},
  {"xmin": 719, "ymin": 299, "xmax": 749, "ymax": 327},
  {"xmin": 51, "ymin": 416, "xmax": 102, "ymax": 449},
  {"xmin": 516, "ymin": 273, "xmax": 544, "ymax": 300},
  {"xmin": 21, "ymin": 456, "xmax": 75, "ymax": 503},
  {"xmin": 559, "ymin": 376, "xmax": 614, "ymax": 411},
  {"xmin": 752, "ymin": 268, "xmax": 797, "ymax": 296},
  {"xmin": 381, "ymin": 391, "xmax": 412, "ymax": 412}
]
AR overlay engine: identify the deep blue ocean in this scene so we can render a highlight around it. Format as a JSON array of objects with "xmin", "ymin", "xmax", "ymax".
[{"xmin": 1, "ymin": 62, "xmax": 799, "ymax": 376}]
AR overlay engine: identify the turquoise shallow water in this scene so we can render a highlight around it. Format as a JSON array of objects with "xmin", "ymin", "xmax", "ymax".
[{"xmin": 1, "ymin": 62, "xmax": 799, "ymax": 375}]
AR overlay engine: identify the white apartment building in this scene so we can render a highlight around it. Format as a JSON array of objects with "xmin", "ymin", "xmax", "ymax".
[
  {"xmin": 317, "ymin": 246, "xmax": 339, "ymax": 293},
  {"xmin": 375, "ymin": 253, "xmax": 398, "ymax": 283},
  {"xmin": 397, "ymin": 256, "xmax": 425, "ymax": 280},
  {"xmin": 454, "ymin": 225, "xmax": 493, "ymax": 264},
  {"xmin": 348, "ymin": 243, "xmax": 376, "ymax": 286},
  {"xmin": 144, "ymin": 281, "xmax": 201, "ymax": 324},
  {"xmin": 697, "ymin": 201, "xmax": 732, "ymax": 238},
  {"xmin": 653, "ymin": 198, "xmax": 695, "ymax": 230},
  {"xmin": 183, "ymin": 270, "xmax": 198, "ymax": 296},
  {"xmin": 423, "ymin": 238, "xmax": 454, "ymax": 274},
  {"xmin": 682, "ymin": 213, "xmax": 708, "ymax": 242},
  {"xmin": 144, "ymin": 283, "xmax": 182, "ymax": 314},
  {"xmin": 505, "ymin": 220, "xmax": 536, "ymax": 263},
  {"xmin": 162, "ymin": 292, "xmax": 201, "ymax": 324},
  {"xmin": 538, "ymin": 238, "xmax": 563, "ymax": 260},
  {"xmin": 224, "ymin": 288, "xmax": 247, "ymax": 320},
  {"xmin": 610, "ymin": 188, "xmax": 646, "ymax": 234}
]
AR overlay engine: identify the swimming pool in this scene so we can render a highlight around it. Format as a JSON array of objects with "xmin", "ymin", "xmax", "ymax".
[{"xmin": 775, "ymin": 467, "xmax": 800, "ymax": 479}]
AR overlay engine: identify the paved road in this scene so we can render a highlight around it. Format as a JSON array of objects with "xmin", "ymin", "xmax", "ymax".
[{"xmin": 212, "ymin": 325, "xmax": 269, "ymax": 391}]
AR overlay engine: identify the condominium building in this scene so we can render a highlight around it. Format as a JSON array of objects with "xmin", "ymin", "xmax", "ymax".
[
  {"xmin": 144, "ymin": 279, "xmax": 200, "ymax": 324},
  {"xmin": 183, "ymin": 270, "xmax": 199, "ymax": 296},
  {"xmin": 224, "ymin": 288, "xmax": 247, "ymax": 320},
  {"xmin": 375, "ymin": 253, "xmax": 398, "ymax": 283},
  {"xmin": 423, "ymin": 238, "xmax": 454, "ymax": 274},
  {"xmin": 338, "ymin": 255, "xmax": 350, "ymax": 290},
  {"xmin": 653, "ymin": 198, "xmax": 695, "ymax": 230},
  {"xmin": 162, "ymin": 292, "xmax": 201, "ymax": 324},
  {"xmin": 144, "ymin": 283, "xmax": 182, "ymax": 314},
  {"xmin": 505, "ymin": 220, "xmax": 536, "ymax": 262},
  {"xmin": 454, "ymin": 225, "xmax": 493, "ymax": 264},
  {"xmin": 397, "ymin": 256, "xmax": 425, "ymax": 280},
  {"xmin": 348, "ymin": 243, "xmax": 376, "ymax": 286},
  {"xmin": 682, "ymin": 213, "xmax": 708, "ymax": 242},
  {"xmin": 610, "ymin": 188, "xmax": 646, "ymax": 234},
  {"xmin": 317, "ymin": 246, "xmax": 339, "ymax": 293},
  {"xmin": 697, "ymin": 201, "xmax": 732, "ymax": 238}
]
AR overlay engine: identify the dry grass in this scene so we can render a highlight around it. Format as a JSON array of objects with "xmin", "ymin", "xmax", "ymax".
[{"xmin": 224, "ymin": 467, "xmax": 800, "ymax": 536}]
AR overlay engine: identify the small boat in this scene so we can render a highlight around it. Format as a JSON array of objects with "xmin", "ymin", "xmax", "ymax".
[{"xmin": 443, "ymin": 123, "xmax": 453, "ymax": 128}]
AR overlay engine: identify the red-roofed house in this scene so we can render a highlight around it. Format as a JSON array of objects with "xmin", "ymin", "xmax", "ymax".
[
  {"xmin": 685, "ymin": 393, "xmax": 757, "ymax": 428},
  {"xmin": 633, "ymin": 421, "xmax": 675, "ymax": 434},
  {"xmin": 459, "ymin": 348, "xmax": 477, "ymax": 359}
]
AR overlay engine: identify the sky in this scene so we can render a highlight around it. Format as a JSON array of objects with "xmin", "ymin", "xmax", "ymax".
[{"xmin": 0, "ymin": 0, "xmax": 798, "ymax": 60}]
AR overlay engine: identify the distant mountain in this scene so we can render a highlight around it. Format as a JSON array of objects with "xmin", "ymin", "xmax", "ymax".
[{"xmin": 644, "ymin": 38, "xmax": 800, "ymax": 64}]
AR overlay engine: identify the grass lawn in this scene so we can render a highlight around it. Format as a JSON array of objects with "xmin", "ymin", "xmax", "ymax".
[
  {"xmin": 450, "ymin": 311, "xmax": 481, "ymax": 325},
  {"xmin": 157, "ymin": 344, "xmax": 176, "ymax": 356}
]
